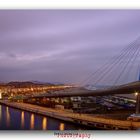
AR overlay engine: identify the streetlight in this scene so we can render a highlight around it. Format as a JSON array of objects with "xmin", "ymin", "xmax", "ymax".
[
  {"xmin": 135, "ymin": 92, "xmax": 140, "ymax": 114},
  {"xmin": 135, "ymin": 92, "xmax": 138, "ymax": 96}
]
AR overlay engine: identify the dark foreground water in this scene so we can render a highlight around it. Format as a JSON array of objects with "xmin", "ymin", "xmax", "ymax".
[{"xmin": 0, "ymin": 104, "xmax": 87, "ymax": 130}]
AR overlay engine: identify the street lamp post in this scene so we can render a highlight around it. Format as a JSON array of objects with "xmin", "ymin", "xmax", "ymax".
[{"xmin": 135, "ymin": 92, "xmax": 140, "ymax": 114}]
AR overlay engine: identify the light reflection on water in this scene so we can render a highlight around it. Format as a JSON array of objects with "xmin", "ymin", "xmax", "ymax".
[
  {"xmin": 0, "ymin": 104, "xmax": 85, "ymax": 130},
  {"xmin": 21, "ymin": 111, "xmax": 24, "ymax": 129},
  {"xmin": 30, "ymin": 114, "xmax": 35, "ymax": 130},
  {"xmin": 42, "ymin": 117, "xmax": 47, "ymax": 130},
  {"xmin": 59, "ymin": 123, "xmax": 65, "ymax": 130},
  {"xmin": 6, "ymin": 107, "xmax": 10, "ymax": 128}
]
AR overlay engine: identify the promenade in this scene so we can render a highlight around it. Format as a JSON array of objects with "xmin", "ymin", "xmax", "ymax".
[{"xmin": 0, "ymin": 100, "xmax": 140, "ymax": 130}]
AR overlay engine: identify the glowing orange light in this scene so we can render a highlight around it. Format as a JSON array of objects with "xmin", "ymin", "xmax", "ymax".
[
  {"xmin": 21, "ymin": 111, "xmax": 25, "ymax": 129},
  {"xmin": 30, "ymin": 114, "xmax": 35, "ymax": 130},
  {"xmin": 59, "ymin": 123, "xmax": 65, "ymax": 131},
  {"xmin": 42, "ymin": 117, "xmax": 47, "ymax": 130},
  {"xmin": 135, "ymin": 92, "xmax": 139, "ymax": 96}
]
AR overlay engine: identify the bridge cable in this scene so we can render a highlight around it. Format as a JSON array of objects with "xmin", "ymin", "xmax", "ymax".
[
  {"xmin": 121, "ymin": 44, "xmax": 140, "ymax": 83},
  {"xmin": 80, "ymin": 37, "xmax": 140, "ymax": 85},
  {"xmin": 88, "ymin": 38, "xmax": 140, "ymax": 86},
  {"xmin": 113, "ymin": 44, "xmax": 140, "ymax": 85},
  {"xmin": 79, "ymin": 36, "xmax": 140, "ymax": 86},
  {"xmin": 101, "ymin": 42, "xmax": 140, "ymax": 85}
]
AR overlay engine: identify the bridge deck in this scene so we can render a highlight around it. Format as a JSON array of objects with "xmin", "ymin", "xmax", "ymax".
[{"xmin": 23, "ymin": 81, "xmax": 140, "ymax": 98}]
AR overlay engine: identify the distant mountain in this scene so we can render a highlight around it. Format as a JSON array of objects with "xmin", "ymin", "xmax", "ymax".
[
  {"xmin": 0, "ymin": 82, "xmax": 6, "ymax": 87},
  {"xmin": 0, "ymin": 81, "xmax": 66, "ymax": 88},
  {"xmin": 6, "ymin": 81, "xmax": 54, "ymax": 88},
  {"xmin": 30, "ymin": 81, "xmax": 66, "ymax": 85}
]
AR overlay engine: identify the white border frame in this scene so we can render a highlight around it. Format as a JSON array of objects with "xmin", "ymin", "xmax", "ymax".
[{"xmin": 0, "ymin": 0, "xmax": 140, "ymax": 9}]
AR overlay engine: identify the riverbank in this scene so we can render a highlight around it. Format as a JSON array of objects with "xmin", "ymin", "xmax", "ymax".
[{"xmin": 0, "ymin": 100, "xmax": 140, "ymax": 130}]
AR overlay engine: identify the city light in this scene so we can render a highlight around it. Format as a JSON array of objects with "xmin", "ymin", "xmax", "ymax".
[{"xmin": 135, "ymin": 92, "xmax": 139, "ymax": 96}]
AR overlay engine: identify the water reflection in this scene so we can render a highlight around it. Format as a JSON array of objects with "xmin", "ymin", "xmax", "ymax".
[
  {"xmin": 30, "ymin": 114, "xmax": 35, "ymax": 130},
  {"xmin": 59, "ymin": 123, "xmax": 65, "ymax": 130},
  {"xmin": 42, "ymin": 117, "xmax": 47, "ymax": 130},
  {"xmin": 0, "ymin": 105, "xmax": 84, "ymax": 130},
  {"xmin": 6, "ymin": 107, "xmax": 10, "ymax": 128},
  {"xmin": 21, "ymin": 111, "xmax": 25, "ymax": 129}
]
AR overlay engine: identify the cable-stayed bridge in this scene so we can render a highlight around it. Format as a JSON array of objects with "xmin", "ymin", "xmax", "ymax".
[
  {"xmin": 1, "ymin": 36, "xmax": 140, "ymax": 130},
  {"xmin": 16, "ymin": 36, "xmax": 140, "ymax": 114}
]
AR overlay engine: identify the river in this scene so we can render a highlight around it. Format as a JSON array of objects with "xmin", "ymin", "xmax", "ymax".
[{"xmin": 0, "ymin": 104, "xmax": 89, "ymax": 130}]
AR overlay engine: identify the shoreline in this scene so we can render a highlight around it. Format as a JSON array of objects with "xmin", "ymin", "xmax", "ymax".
[{"xmin": 0, "ymin": 100, "xmax": 140, "ymax": 130}]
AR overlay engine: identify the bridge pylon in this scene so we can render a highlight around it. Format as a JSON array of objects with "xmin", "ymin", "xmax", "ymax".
[{"xmin": 136, "ymin": 93, "xmax": 140, "ymax": 114}]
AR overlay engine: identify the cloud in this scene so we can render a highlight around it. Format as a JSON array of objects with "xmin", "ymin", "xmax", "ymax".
[{"xmin": 0, "ymin": 10, "xmax": 140, "ymax": 84}]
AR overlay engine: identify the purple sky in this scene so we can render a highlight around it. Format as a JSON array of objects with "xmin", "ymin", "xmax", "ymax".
[{"xmin": 0, "ymin": 10, "xmax": 140, "ymax": 84}]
